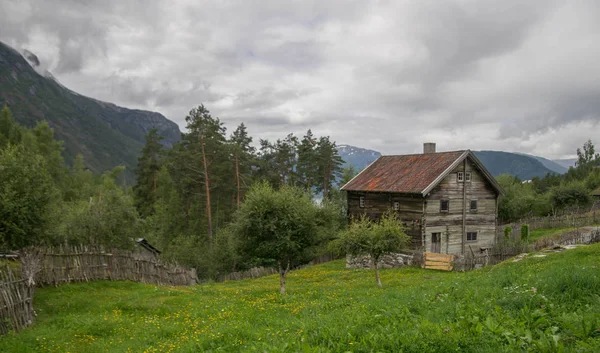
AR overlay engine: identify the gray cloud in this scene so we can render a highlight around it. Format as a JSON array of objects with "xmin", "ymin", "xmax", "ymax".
[{"xmin": 1, "ymin": 0, "xmax": 600, "ymax": 159}]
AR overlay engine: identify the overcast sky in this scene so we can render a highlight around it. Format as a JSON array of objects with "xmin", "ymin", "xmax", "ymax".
[{"xmin": 1, "ymin": 0, "xmax": 599, "ymax": 159}]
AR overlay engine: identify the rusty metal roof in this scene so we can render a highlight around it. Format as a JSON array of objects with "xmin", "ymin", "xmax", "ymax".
[{"xmin": 341, "ymin": 151, "xmax": 467, "ymax": 194}]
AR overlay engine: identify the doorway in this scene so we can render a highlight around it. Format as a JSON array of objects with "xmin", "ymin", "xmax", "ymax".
[{"xmin": 431, "ymin": 233, "xmax": 441, "ymax": 253}]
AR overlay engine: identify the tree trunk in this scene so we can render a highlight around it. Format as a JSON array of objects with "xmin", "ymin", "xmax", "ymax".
[
  {"xmin": 201, "ymin": 142, "xmax": 213, "ymax": 247},
  {"xmin": 279, "ymin": 261, "xmax": 290, "ymax": 295},
  {"xmin": 279, "ymin": 271, "xmax": 286, "ymax": 295},
  {"xmin": 374, "ymin": 259, "xmax": 382, "ymax": 288},
  {"xmin": 235, "ymin": 152, "xmax": 241, "ymax": 207}
]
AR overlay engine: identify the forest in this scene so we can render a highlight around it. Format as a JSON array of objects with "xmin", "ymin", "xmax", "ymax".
[{"xmin": 1, "ymin": 103, "xmax": 599, "ymax": 279}]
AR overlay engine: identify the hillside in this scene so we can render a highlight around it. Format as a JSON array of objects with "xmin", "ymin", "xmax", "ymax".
[
  {"xmin": 337, "ymin": 144, "xmax": 559, "ymax": 179},
  {"xmin": 1, "ymin": 244, "xmax": 598, "ymax": 352},
  {"xmin": 0, "ymin": 41, "xmax": 181, "ymax": 177},
  {"xmin": 337, "ymin": 144, "xmax": 381, "ymax": 171},
  {"xmin": 473, "ymin": 150, "xmax": 557, "ymax": 179},
  {"xmin": 516, "ymin": 153, "xmax": 569, "ymax": 174}
]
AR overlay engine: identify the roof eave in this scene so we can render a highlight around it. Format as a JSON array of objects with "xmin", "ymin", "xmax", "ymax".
[
  {"xmin": 340, "ymin": 156, "xmax": 382, "ymax": 191},
  {"xmin": 421, "ymin": 151, "xmax": 469, "ymax": 196},
  {"xmin": 420, "ymin": 150, "xmax": 504, "ymax": 196}
]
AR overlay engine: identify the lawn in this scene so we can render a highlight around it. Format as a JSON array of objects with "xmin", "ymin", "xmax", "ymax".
[
  {"xmin": 529, "ymin": 227, "xmax": 577, "ymax": 242},
  {"xmin": 1, "ymin": 245, "xmax": 599, "ymax": 352}
]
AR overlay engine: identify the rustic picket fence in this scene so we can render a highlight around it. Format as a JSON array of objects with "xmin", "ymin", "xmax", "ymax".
[
  {"xmin": 0, "ymin": 245, "xmax": 196, "ymax": 335},
  {"xmin": 458, "ymin": 229, "xmax": 600, "ymax": 271},
  {"xmin": 33, "ymin": 246, "xmax": 196, "ymax": 287},
  {"xmin": 499, "ymin": 209, "xmax": 600, "ymax": 239},
  {"xmin": 0, "ymin": 266, "xmax": 35, "ymax": 335}
]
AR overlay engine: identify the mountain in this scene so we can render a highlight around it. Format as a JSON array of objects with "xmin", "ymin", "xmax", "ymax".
[
  {"xmin": 337, "ymin": 144, "xmax": 560, "ymax": 180},
  {"xmin": 514, "ymin": 153, "xmax": 568, "ymax": 174},
  {"xmin": 552, "ymin": 158, "xmax": 577, "ymax": 169},
  {"xmin": 337, "ymin": 144, "xmax": 381, "ymax": 171},
  {"xmin": 0, "ymin": 41, "xmax": 181, "ymax": 178},
  {"xmin": 471, "ymin": 151, "xmax": 557, "ymax": 180}
]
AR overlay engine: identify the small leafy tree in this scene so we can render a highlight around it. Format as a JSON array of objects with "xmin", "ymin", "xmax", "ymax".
[
  {"xmin": 504, "ymin": 226, "xmax": 512, "ymax": 244},
  {"xmin": 230, "ymin": 182, "xmax": 326, "ymax": 294},
  {"xmin": 520, "ymin": 224, "xmax": 529, "ymax": 243},
  {"xmin": 332, "ymin": 211, "xmax": 409, "ymax": 287}
]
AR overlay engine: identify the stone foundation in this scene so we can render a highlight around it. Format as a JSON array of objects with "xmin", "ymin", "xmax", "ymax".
[{"xmin": 346, "ymin": 253, "xmax": 414, "ymax": 269}]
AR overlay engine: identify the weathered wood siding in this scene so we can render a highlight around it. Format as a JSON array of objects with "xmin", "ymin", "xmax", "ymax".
[
  {"xmin": 424, "ymin": 157, "xmax": 498, "ymax": 255},
  {"xmin": 347, "ymin": 191, "xmax": 424, "ymax": 247}
]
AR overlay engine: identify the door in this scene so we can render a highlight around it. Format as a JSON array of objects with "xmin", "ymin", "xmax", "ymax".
[{"xmin": 431, "ymin": 233, "xmax": 441, "ymax": 253}]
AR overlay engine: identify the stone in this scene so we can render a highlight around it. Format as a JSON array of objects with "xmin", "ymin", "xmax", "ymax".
[{"xmin": 346, "ymin": 253, "xmax": 414, "ymax": 269}]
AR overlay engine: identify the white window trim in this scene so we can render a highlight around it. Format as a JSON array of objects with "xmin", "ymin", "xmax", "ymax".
[
  {"xmin": 359, "ymin": 196, "xmax": 365, "ymax": 208},
  {"xmin": 465, "ymin": 172, "xmax": 472, "ymax": 182},
  {"xmin": 393, "ymin": 201, "xmax": 399, "ymax": 211},
  {"xmin": 457, "ymin": 171, "xmax": 464, "ymax": 182}
]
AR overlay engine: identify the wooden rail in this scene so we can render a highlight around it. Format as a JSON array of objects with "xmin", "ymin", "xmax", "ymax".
[{"xmin": 423, "ymin": 252, "xmax": 455, "ymax": 271}]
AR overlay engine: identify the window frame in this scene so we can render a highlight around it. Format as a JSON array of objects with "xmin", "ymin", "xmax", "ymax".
[
  {"xmin": 393, "ymin": 201, "xmax": 400, "ymax": 211},
  {"xmin": 457, "ymin": 171, "xmax": 464, "ymax": 182},
  {"xmin": 470, "ymin": 199, "xmax": 478, "ymax": 212},
  {"xmin": 440, "ymin": 199, "xmax": 449, "ymax": 212},
  {"xmin": 359, "ymin": 196, "xmax": 365, "ymax": 208},
  {"xmin": 466, "ymin": 231, "xmax": 478, "ymax": 242},
  {"xmin": 465, "ymin": 172, "xmax": 472, "ymax": 182}
]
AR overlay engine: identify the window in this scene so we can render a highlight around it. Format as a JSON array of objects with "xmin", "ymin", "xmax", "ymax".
[
  {"xmin": 457, "ymin": 172, "xmax": 464, "ymax": 182},
  {"xmin": 393, "ymin": 201, "xmax": 399, "ymax": 211},
  {"xmin": 359, "ymin": 196, "xmax": 365, "ymax": 208},
  {"xmin": 470, "ymin": 200, "xmax": 478, "ymax": 212},
  {"xmin": 440, "ymin": 200, "xmax": 449, "ymax": 212},
  {"xmin": 465, "ymin": 172, "xmax": 472, "ymax": 182},
  {"xmin": 467, "ymin": 232, "xmax": 478, "ymax": 242}
]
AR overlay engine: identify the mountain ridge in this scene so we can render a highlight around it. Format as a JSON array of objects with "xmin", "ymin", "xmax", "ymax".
[
  {"xmin": 337, "ymin": 144, "xmax": 562, "ymax": 180},
  {"xmin": 0, "ymin": 41, "xmax": 181, "ymax": 177}
]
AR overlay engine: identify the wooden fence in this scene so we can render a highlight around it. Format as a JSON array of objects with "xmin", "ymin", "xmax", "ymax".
[
  {"xmin": 459, "ymin": 229, "xmax": 600, "ymax": 271},
  {"xmin": 499, "ymin": 209, "xmax": 600, "ymax": 240},
  {"xmin": 0, "ymin": 266, "xmax": 35, "ymax": 335},
  {"xmin": 0, "ymin": 246, "xmax": 196, "ymax": 335},
  {"xmin": 217, "ymin": 266, "xmax": 278, "ymax": 282},
  {"xmin": 34, "ymin": 246, "xmax": 196, "ymax": 287}
]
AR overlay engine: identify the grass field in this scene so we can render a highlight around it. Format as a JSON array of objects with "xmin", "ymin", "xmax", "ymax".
[
  {"xmin": 529, "ymin": 227, "xmax": 577, "ymax": 242},
  {"xmin": 1, "ymin": 245, "xmax": 599, "ymax": 352}
]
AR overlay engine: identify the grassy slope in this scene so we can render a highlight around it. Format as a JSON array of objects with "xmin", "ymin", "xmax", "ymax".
[{"xmin": 1, "ymin": 246, "xmax": 599, "ymax": 352}]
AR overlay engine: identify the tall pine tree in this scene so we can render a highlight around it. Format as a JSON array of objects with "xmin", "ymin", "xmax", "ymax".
[{"xmin": 133, "ymin": 129, "xmax": 164, "ymax": 217}]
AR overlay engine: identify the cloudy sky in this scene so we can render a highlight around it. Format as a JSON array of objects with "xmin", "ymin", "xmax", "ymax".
[{"xmin": 1, "ymin": 0, "xmax": 599, "ymax": 158}]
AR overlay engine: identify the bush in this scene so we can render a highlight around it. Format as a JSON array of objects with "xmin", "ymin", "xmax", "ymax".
[{"xmin": 520, "ymin": 224, "xmax": 529, "ymax": 242}]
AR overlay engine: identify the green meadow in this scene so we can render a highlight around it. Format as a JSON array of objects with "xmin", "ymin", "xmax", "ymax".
[{"xmin": 1, "ymin": 244, "xmax": 599, "ymax": 352}]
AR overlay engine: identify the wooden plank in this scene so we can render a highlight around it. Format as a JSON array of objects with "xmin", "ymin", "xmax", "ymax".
[{"xmin": 424, "ymin": 264, "xmax": 453, "ymax": 271}]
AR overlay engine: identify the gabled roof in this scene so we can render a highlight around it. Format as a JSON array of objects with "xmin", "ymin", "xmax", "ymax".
[
  {"xmin": 136, "ymin": 238, "xmax": 161, "ymax": 255},
  {"xmin": 341, "ymin": 150, "xmax": 503, "ymax": 196}
]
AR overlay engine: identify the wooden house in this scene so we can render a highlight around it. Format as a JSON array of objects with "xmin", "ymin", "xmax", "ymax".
[{"xmin": 341, "ymin": 143, "xmax": 503, "ymax": 255}]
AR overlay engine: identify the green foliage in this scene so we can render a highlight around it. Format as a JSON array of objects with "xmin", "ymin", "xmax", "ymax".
[
  {"xmin": 0, "ymin": 105, "xmax": 22, "ymax": 148},
  {"xmin": 504, "ymin": 226, "xmax": 512, "ymax": 243},
  {"xmin": 498, "ymin": 140, "xmax": 600, "ymax": 222},
  {"xmin": 133, "ymin": 128, "xmax": 164, "ymax": 217},
  {"xmin": 230, "ymin": 182, "xmax": 329, "ymax": 293},
  {"xmin": 56, "ymin": 168, "xmax": 139, "ymax": 249},
  {"xmin": 576, "ymin": 139, "xmax": 599, "ymax": 167},
  {"xmin": 332, "ymin": 211, "xmax": 409, "ymax": 287},
  {"xmin": 2, "ymin": 243, "xmax": 599, "ymax": 352},
  {"xmin": 0, "ymin": 144, "xmax": 57, "ymax": 250},
  {"xmin": 520, "ymin": 224, "xmax": 529, "ymax": 242},
  {"xmin": 550, "ymin": 182, "xmax": 592, "ymax": 211}
]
